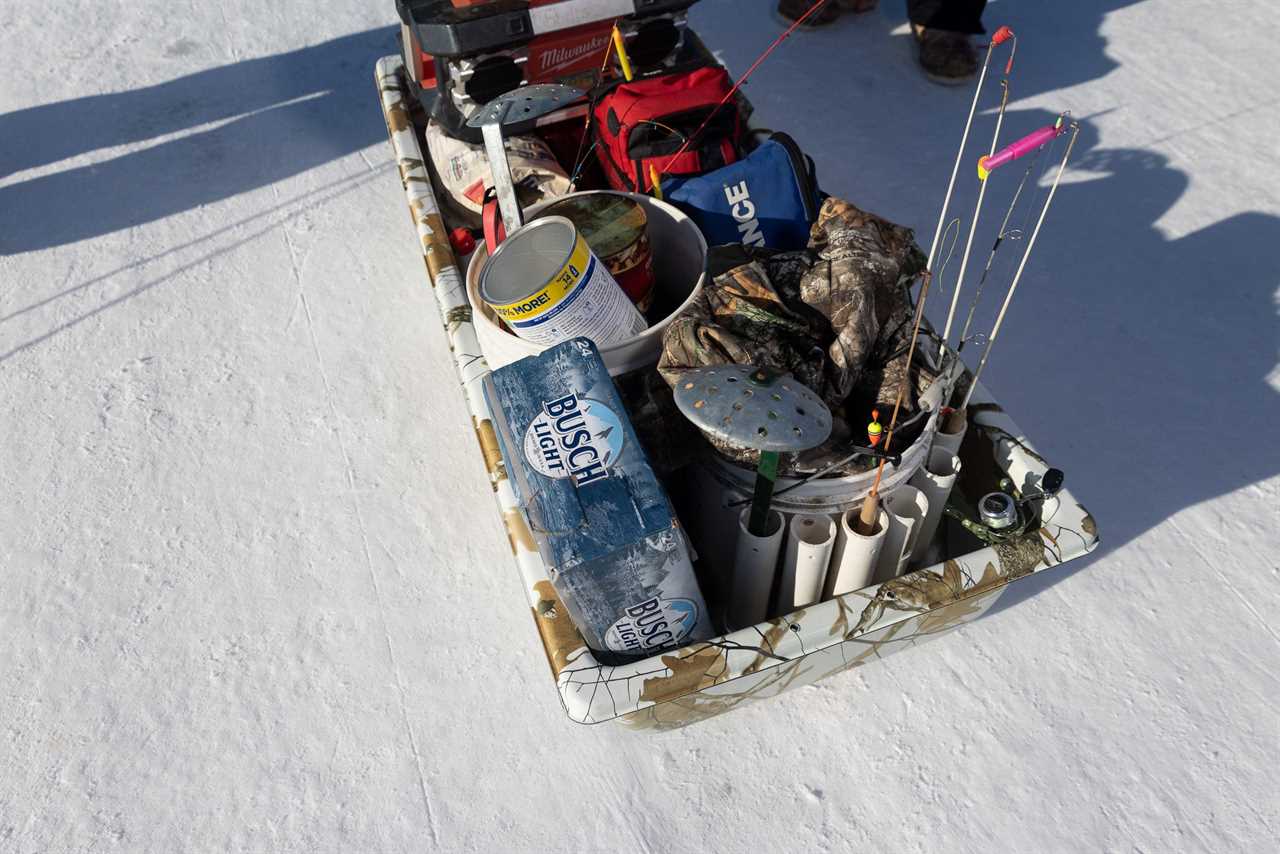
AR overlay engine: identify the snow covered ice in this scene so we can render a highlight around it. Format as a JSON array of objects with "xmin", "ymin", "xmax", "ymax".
[{"xmin": 1, "ymin": 0, "xmax": 1277, "ymax": 850}]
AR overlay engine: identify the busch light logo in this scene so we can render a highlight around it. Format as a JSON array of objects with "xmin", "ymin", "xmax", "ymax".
[
  {"xmin": 523, "ymin": 393, "xmax": 624, "ymax": 486},
  {"xmin": 605, "ymin": 597, "xmax": 700, "ymax": 654}
]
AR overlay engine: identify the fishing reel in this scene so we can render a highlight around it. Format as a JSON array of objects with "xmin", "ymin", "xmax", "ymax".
[{"xmin": 944, "ymin": 467, "xmax": 1064, "ymax": 546}]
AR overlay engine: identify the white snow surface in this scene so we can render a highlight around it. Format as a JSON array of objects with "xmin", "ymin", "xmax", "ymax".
[{"xmin": 2, "ymin": 0, "xmax": 1277, "ymax": 850}]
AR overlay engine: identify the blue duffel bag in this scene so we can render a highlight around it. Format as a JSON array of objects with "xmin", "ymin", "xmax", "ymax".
[{"xmin": 663, "ymin": 131, "xmax": 822, "ymax": 251}]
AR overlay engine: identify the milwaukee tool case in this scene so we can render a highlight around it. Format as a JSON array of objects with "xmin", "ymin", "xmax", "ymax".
[{"xmin": 397, "ymin": 0, "xmax": 705, "ymax": 140}]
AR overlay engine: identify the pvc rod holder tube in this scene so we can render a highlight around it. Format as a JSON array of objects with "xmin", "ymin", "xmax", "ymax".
[
  {"xmin": 933, "ymin": 408, "xmax": 968, "ymax": 458},
  {"xmin": 780, "ymin": 514, "xmax": 837, "ymax": 613},
  {"xmin": 825, "ymin": 507, "xmax": 889, "ymax": 599},
  {"xmin": 876, "ymin": 485, "xmax": 930, "ymax": 582},
  {"xmin": 729, "ymin": 507, "xmax": 784, "ymax": 629},
  {"xmin": 908, "ymin": 449, "xmax": 962, "ymax": 565}
]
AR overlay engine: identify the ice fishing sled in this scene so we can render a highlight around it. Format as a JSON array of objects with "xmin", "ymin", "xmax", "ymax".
[{"xmin": 374, "ymin": 3, "xmax": 1098, "ymax": 729}]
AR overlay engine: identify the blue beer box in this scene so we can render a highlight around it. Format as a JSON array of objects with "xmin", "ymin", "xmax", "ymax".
[{"xmin": 482, "ymin": 338, "xmax": 712, "ymax": 658}]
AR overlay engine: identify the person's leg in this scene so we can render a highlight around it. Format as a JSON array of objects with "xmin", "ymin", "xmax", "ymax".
[
  {"xmin": 907, "ymin": 0, "xmax": 988, "ymax": 84},
  {"xmin": 906, "ymin": 0, "xmax": 987, "ymax": 35}
]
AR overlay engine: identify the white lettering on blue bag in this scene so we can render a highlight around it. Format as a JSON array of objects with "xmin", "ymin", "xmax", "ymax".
[{"xmin": 665, "ymin": 132, "xmax": 821, "ymax": 251}]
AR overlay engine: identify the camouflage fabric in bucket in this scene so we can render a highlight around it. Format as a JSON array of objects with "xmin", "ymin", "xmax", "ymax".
[{"xmin": 659, "ymin": 197, "xmax": 933, "ymax": 476}]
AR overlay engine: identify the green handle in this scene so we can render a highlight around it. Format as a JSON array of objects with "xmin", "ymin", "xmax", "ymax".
[{"xmin": 748, "ymin": 450, "xmax": 780, "ymax": 537}]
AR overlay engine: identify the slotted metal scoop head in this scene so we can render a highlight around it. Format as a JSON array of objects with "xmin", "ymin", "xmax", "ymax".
[
  {"xmin": 673, "ymin": 365, "xmax": 831, "ymax": 453},
  {"xmin": 465, "ymin": 84, "xmax": 584, "ymax": 128},
  {"xmin": 467, "ymin": 84, "xmax": 585, "ymax": 238}
]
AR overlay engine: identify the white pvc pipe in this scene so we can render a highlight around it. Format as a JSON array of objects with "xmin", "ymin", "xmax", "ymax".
[
  {"xmin": 875, "ymin": 485, "xmax": 930, "ymax": 582},
  {"xmin": 825, "ymin": 507, "xmax": 889, "ymax": 599},
  {"xmin": 932, "ymin": 409, "xmax": 968, "ymax": 458},
  {"xmin": 729, "ymin": 507, "xmax": 784, "ymax": 629},
  {"xmin": 908, "ymin": 449, "xmax": 962, "ymax": 565},
  {"xmin": 780, "ymin": 514, "xmax": 837, "ymax": 613}
]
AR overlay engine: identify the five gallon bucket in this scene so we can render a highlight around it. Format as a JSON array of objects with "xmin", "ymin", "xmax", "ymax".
[
  {"xmin": 466, "ymin": 192, "xmax": 707, "ymax": 376},
  {"xmin": 687, "ymin": 376, "xmax": 949, "ymax": 621},
  {"xmin": 700, "ymin": 374, "xmax": 945, "ymax": 515}
]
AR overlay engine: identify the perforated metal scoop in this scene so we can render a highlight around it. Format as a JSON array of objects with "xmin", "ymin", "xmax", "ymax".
[
  {"xmin": 674, "ymin": 365, "xmax": 831, "ymax": 451},
  {"xmin": 465, "ymin": 84, "xmax": 583, "ymax": 130},
  {"xmin": 674, "ymin": 366, "xmax": 832, "ymax": 535},
  {"xmin": 466, "ymin": 85, "xmax": 584, "ymax": 236}
]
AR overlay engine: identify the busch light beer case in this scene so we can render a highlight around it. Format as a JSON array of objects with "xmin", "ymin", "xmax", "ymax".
[{"xmin": 483, "ymin": 338, "xmax": 713, "ymax": 661}]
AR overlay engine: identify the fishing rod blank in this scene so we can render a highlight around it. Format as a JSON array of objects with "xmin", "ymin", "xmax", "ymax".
[
  {"xmin": 956, "ymin": 135, "xmax": 1051, "ymax": 351},
  {"xmin": 924, "ymin": 26, "xmax": 1014, "ymax": 274},
  {"xmin": 940, "ymin": 77, "xmax": 1012, "ymax": 344},
  {"xmin": 853, "ymin": 270, "xmax": 935, "ymax": 536},
  {"xmin": 959, "ymin": 121, "xmax": 1081, "ymax": 412}
]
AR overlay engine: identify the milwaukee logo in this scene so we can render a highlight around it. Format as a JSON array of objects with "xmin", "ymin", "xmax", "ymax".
[
  {"xmin": 537, "ymin": 35, "xmax": 610, "ymax": 74},
  {"xmin": 724, "ymin": 181, "xmax": 766, "ymax": 247}
]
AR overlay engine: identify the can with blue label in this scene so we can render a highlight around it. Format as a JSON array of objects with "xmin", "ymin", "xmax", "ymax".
[
  {"xmin": 479, "ymin": 215, "xmax": 648, "ymax": 348},
  {"xmin": 483, "ymin": 338, "xmax": 713, "ymax": 661}
]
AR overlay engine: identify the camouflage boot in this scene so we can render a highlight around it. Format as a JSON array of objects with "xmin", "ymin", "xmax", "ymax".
[
  {"xmin": 913, "ymin": 24, "xmax": 979, "ymax": 85},
  {"xmin": 777, "ymin": 0, "xmax": 842, "ymax": 27}
]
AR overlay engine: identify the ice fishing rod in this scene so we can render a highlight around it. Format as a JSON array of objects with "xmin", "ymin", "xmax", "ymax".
[
  {"xmin": 924, "ymin": 26, "xmax": 1015, "ymax": 275},
  {"xmin": 956, "ymin": 119, "xmax": 1080, "ymax": 412},
  {"xmin": 955, "ymin": 142, "xmax": 1046, "ymax": 351},
  {"xmin": 939, "ymin": 73, "xmax": 1013, "ymax": 345},
  {"xmin": 853, "ymin": 269, "xmax": 934, "ymax": 536}
]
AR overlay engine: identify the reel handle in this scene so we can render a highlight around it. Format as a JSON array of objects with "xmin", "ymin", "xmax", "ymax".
[{"xmin": 978, "ymin": 119, "xmax": 1068, "ymax": 179}]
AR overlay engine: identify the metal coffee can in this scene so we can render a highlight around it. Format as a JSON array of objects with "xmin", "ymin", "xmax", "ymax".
[
  {"xmin": 479, "ymin": 215, "xmax": 649, "ymax": 348},
  {"xmin": 536, "ymin": 193, "xmax": 656, "ymax": 313}
]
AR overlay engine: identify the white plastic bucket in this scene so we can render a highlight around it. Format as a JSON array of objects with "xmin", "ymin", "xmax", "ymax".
[
  {"xmin": 691, "ymin": 377, "xmax": 948, "ymax": 610},
  {"xmin": 465, "ymin": 192, "xmax": 707, "ymax": 376},
  {"xmin": 703, "ymin": 376, "xmax": 946, "ymax": 517}
]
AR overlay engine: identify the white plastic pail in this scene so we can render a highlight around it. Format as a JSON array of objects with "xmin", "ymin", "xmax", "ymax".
[{"xmin": 465, "ymin": 192, "xmax": 707, "ymax": 376}]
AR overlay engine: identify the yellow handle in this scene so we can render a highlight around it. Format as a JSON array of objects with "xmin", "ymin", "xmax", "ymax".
[{"xmin": 611, "ymin": 25, "xmax": 634, "ymax": 82}]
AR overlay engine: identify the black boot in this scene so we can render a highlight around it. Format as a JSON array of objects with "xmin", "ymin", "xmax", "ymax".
[
  {"xmin": 777, "ymin": 0, "xmax": 842, "ymax": 28},
  {"xmin": 913, "ymin": 24, "xmax": 979, "ymax": 85}
]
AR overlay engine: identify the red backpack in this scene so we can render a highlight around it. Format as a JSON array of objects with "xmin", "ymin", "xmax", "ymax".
[{"xmin": 592, "ymin": 66, "xmax": 745, "ymax": 194}]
